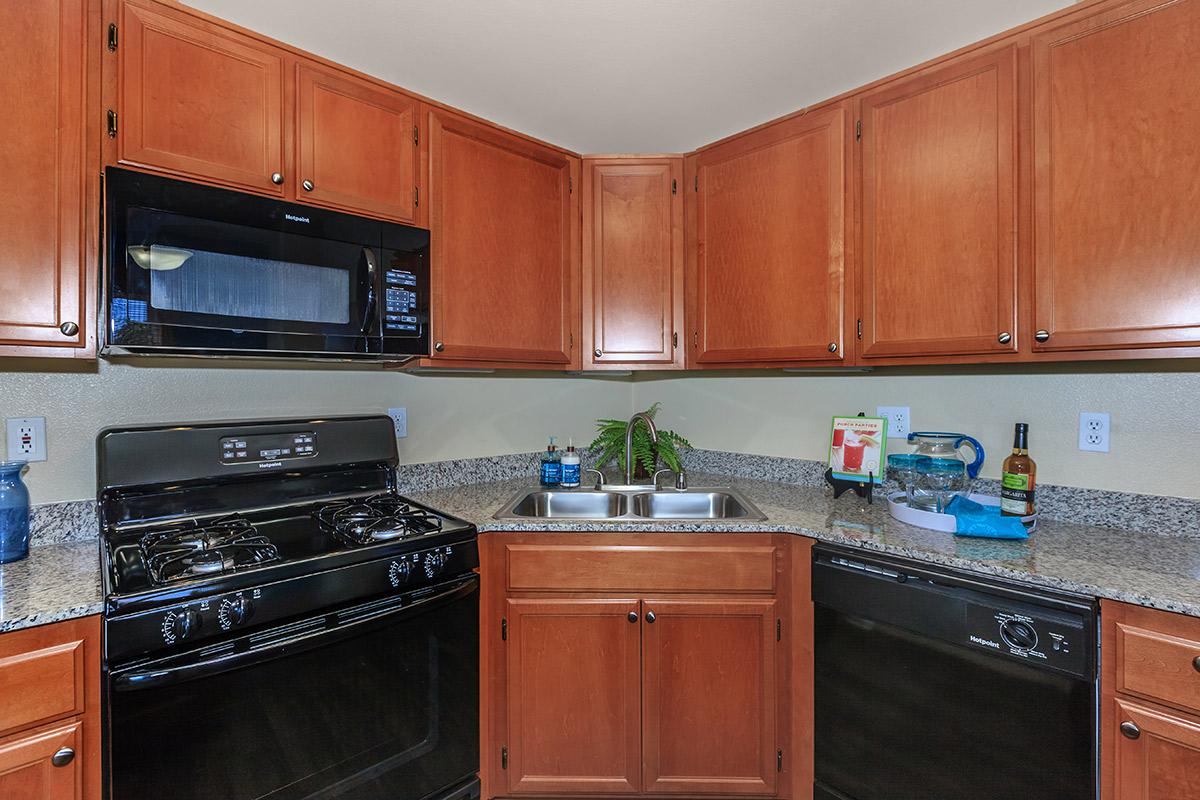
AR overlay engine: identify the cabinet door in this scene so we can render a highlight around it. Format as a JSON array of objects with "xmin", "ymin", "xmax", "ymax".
[
  {"xmin": 642, "ymin": 599, "xmax": 777, "ymax": 795},
  {"xmin": 0, "ymin": 721, "xmax": 82, "ymax": 800},
  {"xmin": 118, "ymin": 0, "xmax": 285, "ymax": 195},
  {"xmin": 0, "ymin": 0, "xmax": 91, "ymax": 353},
  {"xmin": 295, "ymin": 63, "xmax": 420, "ymax": 223},
  {"xmin": 505, "ymin": 599, "xmax": 641, "ymax": 795},
  {"xmin": 582, "ymin": 158, "xmax": 685, "ymax": 369},
  {"xmin": 859, "ymin": 47, "xmax": 1018, "ymax": 359},
  {"xmin": 1111, "ymin": 698, "xmax": 1200, "ymax": 800},
  {"xmin": 428, "ymin": 110, "xmax": 579, "ymax": 365},
  {"xmin": 693, "ymin": 105, "xmax": 847, "ymax": 365},
  {"xmin": 1031, "ymin": 0, "xmax": 1200, "ymax": 352}
]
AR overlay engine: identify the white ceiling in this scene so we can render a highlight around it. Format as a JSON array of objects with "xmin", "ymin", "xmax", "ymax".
[{"xmin": 186, "ymin": 0, "xmax": 1072, "ymax": 154}]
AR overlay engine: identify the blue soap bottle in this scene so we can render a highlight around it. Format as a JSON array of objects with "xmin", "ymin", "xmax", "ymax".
[{"xmin": 539, "ymin": 437, "xmax": 561, "ymax": 486}]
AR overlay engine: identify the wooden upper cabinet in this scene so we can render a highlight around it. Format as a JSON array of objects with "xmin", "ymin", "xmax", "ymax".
[
  {"xmin": 1, "ymin": 0, "xmax": 92, "ymax": 355},
  {"xmin": 117, "ymin": 0, "xmax": 286, "ymax": 195},
  {"xmin": 692, "ymin": 104, "xmax": 848, "ymax": 365},
  {"xmin": 641, "ymin": 599, "xmax": 777, "ymax": 795},
  {"xmin": 295, "ymin": 63, "xmax": 420, "ymax": 223},
  {"xmin": 582, "ymin": 158, "xmax": 685, "ymax": 369},
  {"xmin": 859, "ymin": 46, "xmax": 1018, "ymax": 359},
  {"xmin": 505, "ymin": 599, "xmax": 642, "ymax": 795},
  {"xmin": 1031, "ymin": 0, "xmax": 1200, "ymax": 353},
  {"xmin": 427, "ymin": 109, "xmax": 579, "ymax": 366}
]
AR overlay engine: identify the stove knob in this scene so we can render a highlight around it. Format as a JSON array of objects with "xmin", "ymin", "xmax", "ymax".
[
  {"xmin": 388, "ymin": 560, "xmax": 413, "ymax": 588},
  {"xmin": 219, "ymin": 596, "xmax": 254, "ymax": 628},
  {"xmin": 423, "ymin": 551, "xmax": 447, "ymax": 578},
  {"xmin": 1000, "ymin": 619, "xmax": 1039, "ymax": 651},
  {"xmin": 163, "ymin": 608, "xmax": 199, "ymax": 643}
]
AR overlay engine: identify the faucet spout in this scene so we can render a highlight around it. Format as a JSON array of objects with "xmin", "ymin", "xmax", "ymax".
[{"xmin": 624, "ymin": 412, "xmax": 659, "ymax": 485}]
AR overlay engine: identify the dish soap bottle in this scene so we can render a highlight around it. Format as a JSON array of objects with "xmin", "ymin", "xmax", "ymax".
[
  {"xmin": 560, "ymin": 440, "xmax": 581, "ymax": 488},
  {"xmin": 1001, "ymin": 423, "xmax": 1036, "ymax": 517},
  {"xmin": 540, "ymin": 437, "xmax": 561, "ymax": 486}
]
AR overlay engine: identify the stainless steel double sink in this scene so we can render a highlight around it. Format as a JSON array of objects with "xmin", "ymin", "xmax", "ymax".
[{"xmin": 493, "ymin": 485, "xmax": 767, "ymax": 521}]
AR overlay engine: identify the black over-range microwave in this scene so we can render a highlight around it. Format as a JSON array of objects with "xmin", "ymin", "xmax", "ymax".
[{"xmin": 103, "ymin": 168, "xmax": 430, "ymax": 360}]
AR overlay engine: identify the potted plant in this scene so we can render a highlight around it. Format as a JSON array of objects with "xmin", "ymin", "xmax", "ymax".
[{"xmin": 589, "ymin": 403, "xmax": 692, "ymax": 480}]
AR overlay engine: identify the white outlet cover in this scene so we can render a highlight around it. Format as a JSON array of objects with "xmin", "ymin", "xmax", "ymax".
[
  {"xmin": 6, "ymin": 417, "xmax": 47, "ymax": 462},
  {"xmin": 876, "ymin": 406, "xmax": 911, "ymax": 438},
  {"xmin": 387, "ymin": 408, "xmax": 407, "ymax": 438},
  {"xmin": 1078, "ymin": 411, "xmax": 1110, "ymax": 453}
]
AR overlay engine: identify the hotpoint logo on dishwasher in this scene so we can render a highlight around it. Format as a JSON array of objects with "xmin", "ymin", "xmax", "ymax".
[
  {"xmin": 284, "ymin": 213, "xmax": 311, "ymax": 223},
  {"xmin": 969, "ymin": 635, "xmax": 1001, "ymax": 649}
]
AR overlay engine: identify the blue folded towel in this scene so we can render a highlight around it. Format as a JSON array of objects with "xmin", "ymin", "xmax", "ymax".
[{"xmin": 947, "ymin": 495, "xmax": 1029, "ymax": 539}]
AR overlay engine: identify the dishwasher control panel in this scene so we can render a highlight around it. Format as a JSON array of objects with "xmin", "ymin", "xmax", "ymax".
[{"xmin": 964, "ymin": 603, "xmax": 1087, "ymax": 674}]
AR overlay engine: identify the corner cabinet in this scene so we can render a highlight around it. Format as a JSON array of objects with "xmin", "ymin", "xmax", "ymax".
[
  {"xmin": 426, "ymin": 109, "xmax": 580, "ymax": 367},
  {"xmin": 1031, "ymin": 0, "xmax": 1200, "ymax": 354},
  {"xmin": 582, "ymin": 157, "xmax": 685, "ymax": 370},
  {"xmin": 1, "ymin": 0, "xmax": 97, "ymax": 357},
  {"xmin": 481, "ymin": 533, "xmax": 811, "ymax": 800},
  {"xmin": 857, "ymin": 46, "xmax": 1019, "ymax": 360},
  {"xmin": 690, "ymin": 103, "xmax": 849, "ymax": 367}
]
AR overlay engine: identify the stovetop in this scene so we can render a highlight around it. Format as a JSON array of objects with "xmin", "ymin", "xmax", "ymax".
[{"xmin": 104, "ymin": 492, "xmax": 474, "ymax": 603}]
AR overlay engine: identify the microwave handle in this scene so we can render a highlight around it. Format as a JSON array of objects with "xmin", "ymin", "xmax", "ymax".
[
  {"xmin": 360, "ymin": 246, "xmax": 377, "ymax": 337},
  {"xmin": 112, "ymin": 576, "xmax": 477, "ymax": 692}
]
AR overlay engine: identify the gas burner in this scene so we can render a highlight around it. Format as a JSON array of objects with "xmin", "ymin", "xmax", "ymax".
[
  {"xmin": 141, "ymin": 515, "xmax": 281, "ymax": 585},
  {"xmin": 316, "ymin": 494, "xmax": 443, "ymax": 546}
]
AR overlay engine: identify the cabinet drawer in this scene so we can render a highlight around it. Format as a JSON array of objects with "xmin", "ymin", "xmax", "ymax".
[
  {"xmin": 0, "ymin": 638, "xmax": 86, "ymax": 737},
  {"xmin": 1116, "ymin": 621, "xmax": 1200, "ymax": 715},
  {"xmin": 504, "ymin": 541, "xmax": 777, "ymax": 593}
]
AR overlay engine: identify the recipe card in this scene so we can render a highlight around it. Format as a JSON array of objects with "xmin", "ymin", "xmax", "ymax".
[{"xmin": 829, "ymin": 416, "xmax": 888, "ymax": 484}]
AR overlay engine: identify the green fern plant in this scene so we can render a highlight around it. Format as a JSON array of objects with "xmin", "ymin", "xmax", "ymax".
[{"xmin": 589, "ymin": 402, "xmax": 692, "ymax": 479}]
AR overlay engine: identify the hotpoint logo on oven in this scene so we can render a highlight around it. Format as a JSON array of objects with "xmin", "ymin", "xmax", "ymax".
[
  {"xmin": 257, "ymin": 461, "xmax": 284, "ymax": 470},
  {"xmin": 284, "ymin": 213, "xmax": 311, "ymax": 223}
]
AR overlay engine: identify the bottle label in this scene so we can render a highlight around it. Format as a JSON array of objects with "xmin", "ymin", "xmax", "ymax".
[
  {"xmin": 1000, "ymin": 472, "xmax": 1034, "ymax": 514},
  {"xmin": 540, "ymin": 460, "xmax": 561, "ymax": 485},
  {"xmin": 560, "ymin": 462, "xmax": 581, "ymax": 486}
]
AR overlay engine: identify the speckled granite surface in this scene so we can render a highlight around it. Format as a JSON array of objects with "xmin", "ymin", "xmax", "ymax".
[
  {"xmin": 29, "ymin": 499, "xmax": 97, "ymax": 546},
  {"xmin": 405, "ymin": 472, "xmax": 1200, "ymax": 618},
  {"xmin": 0, "ymin": 540, "xmax": 103, "ymax": 633}
]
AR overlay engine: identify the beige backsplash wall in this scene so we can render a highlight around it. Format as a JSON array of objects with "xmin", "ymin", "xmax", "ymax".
[
  {"xmin": 633, "ymin": 364, "xmax": 1200, "ymax": 500},
  {"xmin": 0, "ymin": 358, "xmax": 629, "ymax": 505}
]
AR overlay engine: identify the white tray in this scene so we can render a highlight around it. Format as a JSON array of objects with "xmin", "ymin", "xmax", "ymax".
[{"xmin": 887, "ymin": 492, "xmax": 1038, "ymax": 533}]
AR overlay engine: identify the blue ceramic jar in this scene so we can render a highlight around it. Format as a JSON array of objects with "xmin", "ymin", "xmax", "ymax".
[{"xmin": 0, "ymin": 461, "xmax": 31, "ymax": 564}]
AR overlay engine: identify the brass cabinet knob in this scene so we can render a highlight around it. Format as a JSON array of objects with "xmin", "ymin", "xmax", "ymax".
[
  {"xmin": 270, "ymin": 172, "xmax": 284, "ymax": 185},
  {"xmin": 1119, "ymin": 721, "xmax": 1141, "ymax": 740},
  {"xmin": 51, "ymin": 748, "xmax": 75, "ymax": 767},
  {"xmin": 302, "ymin": 180, "xmax": 314, "ymax": 192},
  {"xmin": 59, "ymin": 321, "xmax": 79, "ymax": 336},
  {"xmin": 433, "ymin": 342, "xmax": 444, "ymax": 352},
  {"xmin": 594, "ymin": 348, "xmax": 603, "ymax": 358},
  {"xmin": 827, "ymin": 342, "xmax": 838, "ymax": 353},
  {"xmin": 1034, "ymin": 330, "xmax": 1050, "ymax": 343},
  {"xmin": 997, "ymin": 332, "xmax": 1012, "ymax": 344}
]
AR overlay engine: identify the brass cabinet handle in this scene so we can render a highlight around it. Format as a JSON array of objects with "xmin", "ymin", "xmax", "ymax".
[
  {"xmin": 59, "ymin": 321, "xmax": 79, "ymax": 336},
  {"xmin": 433, "ymin": 342, "xmax": 444, "ymax": 352},
  {"xmin": 827, "ymin": 342, "xmax": 838, "ymax": 353},
  {"xmin": 594, "ymin": 348, "xmax": 603, "ymax": 358},
  {"xmin": 645, "ymin": 611, "xmax": 656, "ymax": 623},
  {"xmin": 627, "ymin": 611, "xmax": 638, "ymax": 623},
  {"xmin": 1034, "ymin": 330, "xmax": 1050, "ymax": 343},
  {"xmin": 51, "ymin": 748, "xmax": 75, "ymax": 767},
  {"xmin": 1119, "ymin": 721, "xmax": 1141, "ymax": 740},
  {"xmin": 997, "ymin": 332, "xmax": 1012, "ymax": 344},
  {"xmin": 271, "ymin": 172, "xmax": 284, "ymax": 185},
  {"xmin": 302, "ymin": 180, "xmax": 314, "ymax": 192}
]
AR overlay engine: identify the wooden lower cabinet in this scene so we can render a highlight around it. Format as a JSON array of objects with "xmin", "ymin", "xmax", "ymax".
[
  {"xmin": 482, "ymin": 533, "xmax": 809, "ymax": 800},
  {"xmin": 0, "ymin": 721, "xmax": 83, "ymax": 800},
  {"xmin": 1110, "ymin": 698, "xmax": 1200, "ymax": 800}
]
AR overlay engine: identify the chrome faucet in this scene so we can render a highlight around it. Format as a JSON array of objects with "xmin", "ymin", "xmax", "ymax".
[{"xmin": 623, "ymin": 412, "xmax": 658, "ymax": 485}]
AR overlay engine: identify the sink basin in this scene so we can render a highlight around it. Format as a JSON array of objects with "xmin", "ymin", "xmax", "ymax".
[
  {"xmin": 509, "ymin": 490, "xmax": 627, "ymax": 519},
  {"xmin": 494, "ymin": 486, "xmax": 766, "ymax": 522},
  {"xmin": 631, "ymin": 491, "xmax": 754, "ymax": 519}
]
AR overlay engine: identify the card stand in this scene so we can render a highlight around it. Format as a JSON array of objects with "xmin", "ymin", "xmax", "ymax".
[{"xmin": 824, "ymin": 468, "xmax": 874, "ymax": 504}]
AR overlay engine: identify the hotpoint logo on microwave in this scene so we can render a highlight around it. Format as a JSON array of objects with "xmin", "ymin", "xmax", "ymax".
[{"xmin": 284, "ymin": 213, "xmax": 311, "ymax": 224}]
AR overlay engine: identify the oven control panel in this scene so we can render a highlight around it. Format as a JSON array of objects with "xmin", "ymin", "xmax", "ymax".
[{"xmin": 220, "ymin": 431, "xmax": 318, "ymax": 465}]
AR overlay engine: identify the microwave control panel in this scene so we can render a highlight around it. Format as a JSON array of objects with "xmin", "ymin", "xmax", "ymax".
[
  {"xmin": 384, "ymin": 269, "xmax": 420, "ymax": 336},
  {"xmin": 220, "ymin": 431, "xmax": 318, "ymax": 465}
]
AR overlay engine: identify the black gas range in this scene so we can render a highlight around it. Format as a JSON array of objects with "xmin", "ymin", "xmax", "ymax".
[{"xmin": 98, "ymin": 416, "xmax": 481, "ymax": 800}]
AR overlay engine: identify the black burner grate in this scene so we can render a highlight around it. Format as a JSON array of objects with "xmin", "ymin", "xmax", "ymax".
[
  {"xmin": 140, "ymin": 515, "xmax": 281, "ymax": 585},
  {"xmin": 315, "ymin": 494, "xmax": 443, "ymax": 546}
]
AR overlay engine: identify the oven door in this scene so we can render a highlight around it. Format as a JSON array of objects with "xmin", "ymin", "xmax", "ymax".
[
  {"xmin": 105, "ymin": 168, "xmax": 382, "ymax": 358},
  {"xmin": 105, "ymin": 577, "xmax": 480, "ymax": 800}
]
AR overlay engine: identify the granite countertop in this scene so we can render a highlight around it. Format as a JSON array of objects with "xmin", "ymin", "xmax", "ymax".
[
  {"xmin": 0, "ymin": 539, "xmax": 103, "ymax": 633},
  {"xmin": 406, "ymin": 472, "xmax": 1200, "ymax": 618}
]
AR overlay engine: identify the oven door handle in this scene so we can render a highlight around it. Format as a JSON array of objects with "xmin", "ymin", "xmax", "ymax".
[
  {"xmin": 360, "ymin": 246, "xmax": 377, "ymax": 338},
  {"xmin": 112, "ymin": 576, "xmax": 477, "ymax": 692}
]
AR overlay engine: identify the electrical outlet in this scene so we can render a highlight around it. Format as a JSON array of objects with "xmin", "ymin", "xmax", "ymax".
[
  {"xmin": 876, "ymin": 406, "xmax": 911, "ymax": 438},
  {"xmin": 1078, "ymin": 411, "xmax": 1110, "ymax": 452},
  {"xmin": 386, "ymin": 408, "xmax": 407, "ymax": 438},
  {"xmin": 6, "ymin": 417, "xmax": 47, "ymax": 462}
]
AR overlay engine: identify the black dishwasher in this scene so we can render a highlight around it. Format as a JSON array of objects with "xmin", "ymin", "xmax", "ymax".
[{"xmin": 812, "ymin": 545, "xmax": 1098, "ymax": 800}]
